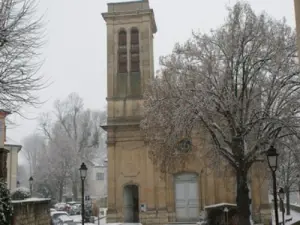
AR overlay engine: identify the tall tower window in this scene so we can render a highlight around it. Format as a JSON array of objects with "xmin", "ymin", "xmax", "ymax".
[
  {"xmin": 130, "ymin": 27, "xmax": 141, "ymax": 96},
  {"xmin": 130, "ymin": 28, "xmax": 140, "ymax": 72},
  {"xmin": 118, "ymin": 29, "xmax": 127, "ymax": 73},
  {"xmin": 117, "ymin": 29, "xmax": 128, "ymax": 97}
]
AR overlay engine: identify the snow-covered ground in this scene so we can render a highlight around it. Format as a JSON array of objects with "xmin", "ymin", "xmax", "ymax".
[
  {"xmin": 69, "ymin": 210, "xmax": 300, "ymax": 225},
  {"xmin": 272, "ymin": 210, "xmax": 300, "ymax": 225},
  {"xmin": 69, "ymin": 215, "xmax": 106, "ymax": 225},
  {"xmin": 79, "ymin": 213, "xmax": 300, "ymax": 225}
]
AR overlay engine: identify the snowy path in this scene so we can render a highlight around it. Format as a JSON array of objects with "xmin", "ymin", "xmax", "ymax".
[
  {"xmin": 272, "ymin": 210, "xmax": 300, "ymax": 225},
  {"xmin": 71, "ymin": 210, "xmax": 300, "ymax": 225},
  {"xmin": 69, "ymin": 215, "xmax": 106, "ymax": 225}
]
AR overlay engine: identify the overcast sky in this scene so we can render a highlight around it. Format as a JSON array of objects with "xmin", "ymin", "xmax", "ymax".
[{"xmin": 7, "ymin": 0, "xmax": 295, "ymax": 148}]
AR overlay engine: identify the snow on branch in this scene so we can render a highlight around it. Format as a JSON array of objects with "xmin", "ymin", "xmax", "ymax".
[{"xmin": 142, "ymin": 2, "xmax": 300, "ymax": 175}]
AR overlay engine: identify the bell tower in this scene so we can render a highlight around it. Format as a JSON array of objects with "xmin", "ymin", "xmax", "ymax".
[
  {"xmin": 102, "ymin": 1, "xmax": 161, "ymax": 224},
  {"xmin": 102, "ymin": 0, "xmax": 157, "ymax": 126}
]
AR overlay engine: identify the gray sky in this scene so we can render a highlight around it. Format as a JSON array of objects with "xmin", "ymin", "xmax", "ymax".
[{"xmin": 7, "ymin": 0, "xmax": 295, "ymax": 147}]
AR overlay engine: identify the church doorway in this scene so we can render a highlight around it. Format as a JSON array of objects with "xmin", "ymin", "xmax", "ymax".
[
  {"xmin": 123, "ymin": 184, "xmax": 139, "ymax": 222},
  {"xmin": 175, "ymin": 173, "xmax": 199, "ymax": 222}
]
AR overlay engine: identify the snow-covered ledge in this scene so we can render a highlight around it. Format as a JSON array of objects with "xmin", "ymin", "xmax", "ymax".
[
  {"xmin": 11, "ymin": 197, "xmax": 51, "ymax": 225},
  {"xmin": 12, "ymin": 197, "xmax": 51, "ymax": 204}
]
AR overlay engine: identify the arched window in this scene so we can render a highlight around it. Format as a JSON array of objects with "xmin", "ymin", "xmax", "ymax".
[
  {"xmin": 131, "ymin": 28, "xmax": 139, "ymax": 45},
  {"xmin": 118, "ymin": 29, "xmax": 127, "ymax": 73},
  {"xmin": 130, "ymin": 28, "xmax": 139, "ymax": 72},
  {"xmin": 129, "ymin": 28, "xmax": 140, "ymax": 96},
  {"xmin": 119, "ymin": 29, "xmax": 127, "ymax": 46}
]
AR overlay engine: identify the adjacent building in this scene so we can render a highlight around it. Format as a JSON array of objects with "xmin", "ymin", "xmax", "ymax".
[
  {"xmin": 5, "ymin": 137, "xmax": 22, "ymax": 190},
  {"xmin": 101, "ymin": 1, "xmax": 271, "ymax": 225},
  {"xmin": 0, "ymin": 110, "xmax": 11, "ymax": 181},
  {"xmin": 87, "ymin": 158, "xmax": 107, "ymax": 200},
  {"xmin": 0, "ymin": 111, "xmax": 22, "ymax": 191}
]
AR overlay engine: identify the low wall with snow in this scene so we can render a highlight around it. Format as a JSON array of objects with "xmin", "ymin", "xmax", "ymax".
[
  {"xmin": 11, "ymin": 198, "xmax": 51, "ymax": 225},
  {"xmin": 290, "ymin": 204, "xmax": 300, "ymax": 213}
]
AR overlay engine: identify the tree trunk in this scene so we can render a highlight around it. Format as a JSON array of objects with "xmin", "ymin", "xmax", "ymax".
[
  {"xmin": 59, "ymin": 182, "xmax": 63, "ymax": 202},
  {"xmin": 72, "ymin": 182, "xmax": 78, "ymax": 200},
  {"xmin": 72, "ymin": 165, "xmax": 79, "ymax": 200},
  {"xmin": 236, "ymin": 170, "xmax": 251, "ymax": 225},
  {"xmin": 286, "ymin": 187, "xmax": 290, "ymax": 215}
]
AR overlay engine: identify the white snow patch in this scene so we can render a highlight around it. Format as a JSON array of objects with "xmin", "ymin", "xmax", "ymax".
[
  {"xmin": 204, "ymin": 202, "xmax": 237, "ymax": 209},
  {"xmin": 70, "ymin": 215, "xmax": 82, "ymax": 222},
  {"xmin": 12, "ymin": 197, "xmax": 50, "ymax": 203},
  {"xmin": 5, "ymin": 137, "xmax": 21, "ymax": 146},
  {"xmin": 11, "ymin": 187, "xmax": 30, "ymax": 194}
]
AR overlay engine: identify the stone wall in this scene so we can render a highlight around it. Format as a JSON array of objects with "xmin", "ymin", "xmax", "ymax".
[{"xmin": 11, "ymin": 198, "xmax": 51, "ymax": 225}]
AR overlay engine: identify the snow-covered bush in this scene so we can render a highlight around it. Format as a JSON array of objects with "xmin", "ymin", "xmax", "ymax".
[
  {"xmin": 0, "ymin": 180, "xmax": 13, "ymax": 225},
  {"xmin": 11, "ymin": 187, "xmax": 30, "ymax": 200}
]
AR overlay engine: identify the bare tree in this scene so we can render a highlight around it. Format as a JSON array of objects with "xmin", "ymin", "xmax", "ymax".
[
  {"xmin": 141, "ymin": 2, "xmax": 300, "ymax": 225},
  {"xmin": 0, "ymin": 0, "xmax": 45, "ymax": 113},
  {"xmin": 32, "ymin": 135, "xmax": 71, "ymax": 201},
  {"xmin": 21, "ymin": 133, "xmax": 45, "ymax": 175},
  {"xmin": 16, "ymin": 163, "xmax": 28, "ymax": 187},
  {"xmin": 20, "ymin": 132, "xmax": 66, "ymax": 199},
  {"xmin": 276, "ymin": 138, "xmax": 300, "ymax": 215},
  {"xmin": 40, "ymin": 93, "xmax": 106, "ymax": 200}
]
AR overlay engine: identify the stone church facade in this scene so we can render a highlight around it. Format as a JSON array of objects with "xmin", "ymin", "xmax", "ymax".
[{"xmin": 101, "ymin": 0, "xmax": 271, "ymax": 224}]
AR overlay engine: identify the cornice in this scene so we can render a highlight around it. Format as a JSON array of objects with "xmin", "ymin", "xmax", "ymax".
[{"xmin": 102, "ymin": 9, "xmax": 157, "ymax": 33}]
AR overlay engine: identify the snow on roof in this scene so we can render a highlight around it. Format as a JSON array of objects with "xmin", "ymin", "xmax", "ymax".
[
  {"xmin": 12, "ymin": 197, "xmax": 51, "ymax": 204},
  {"xmin": 89, "ymin": 157, "xmax": 107, "ymax": 167},
  {"xmin": 5, "ymin": 137, "xmax": 20, "ymax": 145},
  {"xmin": 204, "ymin": 203, "xmax": 237, "ymax": 209},
  {"xmin": 5, "ymin": 137, "xmax": 22, "ymax": 152}
]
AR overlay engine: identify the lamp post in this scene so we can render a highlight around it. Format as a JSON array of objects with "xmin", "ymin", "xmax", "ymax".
[
  {"xmin": 223, "ymin": 207, "xmax": 229, "ymax": 225},
  {"xmin": 29, "ymin": 176, "xmax": 33, "ymax": 197},
  {"xmin": 279, "ymin": 187, "xmax": 285, "ymax": 225},
  {"xmin": 79, "ymin": 163, "xmax": 88, "ymax": 225},
  {"xmin": 266, "ymin": 146, "xmax": 279, "ymax": 225},
  {"xmin": 297, "ymin": 175, "xmax": 300, "ymax": 205}
]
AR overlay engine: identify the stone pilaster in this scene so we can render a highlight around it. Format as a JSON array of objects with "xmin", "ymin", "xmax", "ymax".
[
  {"xmin": 0, "ymin": 147, "xmax": 8, "ymax": 181},
  {"xmin": 0, "ymin": 110, "xmax": 11, "ymax": 182}
]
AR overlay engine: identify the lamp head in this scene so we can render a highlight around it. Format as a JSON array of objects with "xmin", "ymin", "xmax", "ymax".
[
  {"xmin": 29, "ymin": 176, "xmax": 33, "ymax": 185},
  {"xmin": 266, "ymin": 146, "xmax": 279, "ymax": 172},
  {"xmin": 79, "ymin": 163, "xmax": 88, "ymax": 179},
  {"xmin": 278, "ymin": 187, "xmax": 285, "ymax": 200}
]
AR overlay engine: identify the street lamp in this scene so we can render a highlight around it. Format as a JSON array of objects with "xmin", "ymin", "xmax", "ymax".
[
  {"xmin": 29, "ymin": 176, "xmax": 33, "ymax": 197},
  {"xmin": 223, "ymin": 207, "xmax": 229, "ymax": 225},
  {"xmin": 79, "ymin": 163, "xmax": 88, "ymax": 225},
  {"xmin": 278, "ymin": 187, "xmax": 285, "ymax": 225},
  {"xmin": 266, "ymin": 145, "xmax": 279, "ymax": 225}
]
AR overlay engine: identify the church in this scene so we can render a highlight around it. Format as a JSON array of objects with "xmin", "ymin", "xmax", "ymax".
[{"xmin": 101, "ymin": 0, "xmax": 271, "ymax": 224}]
